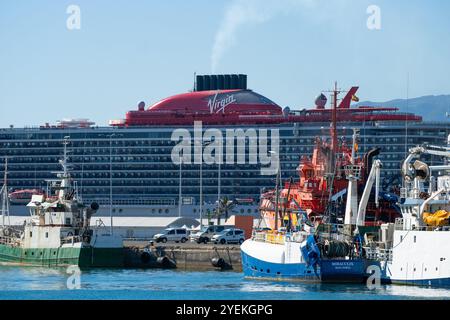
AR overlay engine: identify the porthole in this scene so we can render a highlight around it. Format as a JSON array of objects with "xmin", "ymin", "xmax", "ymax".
[{"xmin": 267, "ymin": 269, "xmax": 270, "ymax": 273}]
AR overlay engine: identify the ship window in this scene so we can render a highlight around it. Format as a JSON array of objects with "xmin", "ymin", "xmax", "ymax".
[
  {"xmin": 29, "ymin": 231, "xmax": 32, "ymax": 237},
  {"xmin": 45, "ymin": 232, "xmax": 49, "ymax": 238},
  {"xmin": 414, "ymin": 236, "xmax": 416, "ymax": 243}
]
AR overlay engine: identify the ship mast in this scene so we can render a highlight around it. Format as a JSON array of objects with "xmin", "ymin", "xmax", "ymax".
[
  {"xmin": 331, "ymin": 82, "xmax": 338, "ymax": 156},
  {"xmin": 1, "ymin": 158, "xmax": 10, "ymax": 227},
  {"xmin": 57, "ymin": 137, "xmax": 72, "ymax": 200}
]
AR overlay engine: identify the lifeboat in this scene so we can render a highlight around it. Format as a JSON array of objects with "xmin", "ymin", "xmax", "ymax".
[
  {"xmin": 8, "ymin": 189, "xmax": 44, "ymax": 205},
  {"xmin": 423, "ymin": 210, "xmax": 450, "ymax": 227}
]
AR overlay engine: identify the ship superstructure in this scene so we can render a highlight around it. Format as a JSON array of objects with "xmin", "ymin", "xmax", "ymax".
[{"xmin": 0, "ymin": 75, "xmax": 448, "ymax": 218}]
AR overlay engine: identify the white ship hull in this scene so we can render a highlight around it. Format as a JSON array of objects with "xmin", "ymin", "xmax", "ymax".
[
  {"xmin": 377, "ymin": 229, "xmax": 450, "ymax": 287},
  {"xmin": 9, "ymin": 203, "xmax": 259, "ymax": 218}
]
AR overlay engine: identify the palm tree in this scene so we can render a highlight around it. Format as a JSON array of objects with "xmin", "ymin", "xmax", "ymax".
[{"xmin": 215, "ymin": 197, "xmax": 236, "ymax": 225}]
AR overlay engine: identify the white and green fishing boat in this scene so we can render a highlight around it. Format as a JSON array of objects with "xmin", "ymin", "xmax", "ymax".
[{"xmin": 0, "ymin": 138, "xmax": 124, "ymax": 268}]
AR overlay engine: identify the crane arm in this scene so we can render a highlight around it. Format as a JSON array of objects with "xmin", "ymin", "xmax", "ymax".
[{"xmin": 356, "ymin": 160, "xmax": 382, "ymax": 227}]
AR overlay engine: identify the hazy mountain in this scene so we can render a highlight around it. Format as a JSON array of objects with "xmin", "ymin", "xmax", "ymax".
[{"xmin": 355, "ymin": 95, "xmax": 450, "ymax": 122}]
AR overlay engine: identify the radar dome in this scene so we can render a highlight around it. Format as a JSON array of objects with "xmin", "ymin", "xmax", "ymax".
[
  {"xmin": 315, "ymin": 93, "xmax": 327, "ymax": 109},
  {"xmin": 138, "ymin": 101, "xmax": 146, "ymax": 111}
]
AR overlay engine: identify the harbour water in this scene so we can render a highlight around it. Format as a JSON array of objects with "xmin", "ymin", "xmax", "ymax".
[{"xmin": 0, "ymin": 266, "xmax": 448, "ymax": 300}]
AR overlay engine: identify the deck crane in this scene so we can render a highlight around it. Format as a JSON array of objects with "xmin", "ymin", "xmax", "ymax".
[
  {"xmin": 355, "ymin": 159, "xmax": 382, "ymax": 227},
  {"xmin": 402, "ymin": 144, "xmax": 450, "ymax": 181}
]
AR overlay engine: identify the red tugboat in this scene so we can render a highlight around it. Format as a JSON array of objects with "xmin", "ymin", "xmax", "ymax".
[{"xmin": 260, "ymin": 84, "xmax": 401, "ymax": 230}]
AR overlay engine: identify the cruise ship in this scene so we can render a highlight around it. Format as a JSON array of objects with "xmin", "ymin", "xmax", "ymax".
[{"xmin": 0, "ymin": 74, "xmax": 448, "ymax": 218}]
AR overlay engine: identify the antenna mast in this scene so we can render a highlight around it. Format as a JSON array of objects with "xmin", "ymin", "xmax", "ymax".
[
  {"xmin": 1, "ymin": 158, "xmax": 10, "ymax": 227},
  {"xmin": 331, "ymin": 82, "xmax": 338, "ymax": 154}
]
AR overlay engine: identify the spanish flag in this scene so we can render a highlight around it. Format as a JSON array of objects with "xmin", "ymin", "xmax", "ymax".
[{"xmin": 352, "ymin": 95, "xmax": 360, "ymax": 102}]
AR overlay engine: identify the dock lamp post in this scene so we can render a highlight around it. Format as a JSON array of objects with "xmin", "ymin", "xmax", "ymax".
[
  {"xmin": 178, "ymin": 150, "xmax": 183, "ymax": 218},
  {"xmin": 100, "ymin": 133, "xmax": 122, "ymax": 235},
  {"xmin": 199, "ymin": 140, "xmax": 212, "ymax": 229}
]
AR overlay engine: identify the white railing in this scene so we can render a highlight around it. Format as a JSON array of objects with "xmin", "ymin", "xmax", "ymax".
[
  {"xmin": 364, "ymin": 247, "xmax": 393, "ymax": 262},
  {"xmin": 252, "ymin": 232, "xmax": 285, "ymax": 245}
]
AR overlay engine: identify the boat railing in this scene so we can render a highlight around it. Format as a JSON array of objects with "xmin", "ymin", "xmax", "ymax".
[
  {"xmin": 394, "ymin": 218, "xmax": 404, "ymax": 230},
  {"xmin": 60, "ymin": 235, "xmax": 83, "ymax": 245},
  {"xmin": 395, "ymin": 218, "xmax": 450, "ymax": 231},
  {"xmin": 364, "ymin": 247, "xmax": 393, "ymax": 262},
  {"xmin": 0, "ymin": 235, "xmax": 21, "ymax": 247},
  {"xmin": 252, "ymin": 232, "xmax": 285, "ymax": 245}
]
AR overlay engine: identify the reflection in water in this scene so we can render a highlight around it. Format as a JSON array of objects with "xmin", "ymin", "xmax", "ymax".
[{"xmin": 0, "ymin": 266, "xmax": 448, "ymax": 300}]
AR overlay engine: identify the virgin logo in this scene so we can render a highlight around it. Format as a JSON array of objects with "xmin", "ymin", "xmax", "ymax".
[{"xmin": 207, "ymin": 93, "xmax": 237, "ymax": 113}]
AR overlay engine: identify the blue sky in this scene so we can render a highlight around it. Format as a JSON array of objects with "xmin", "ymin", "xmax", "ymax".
[{"xmin": 1, "ymin": 0, "xmax": 449, "ymax": 128}]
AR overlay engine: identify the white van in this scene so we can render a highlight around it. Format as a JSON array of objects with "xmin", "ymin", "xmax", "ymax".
[
  {"xmin": 212, "ymin": 229, "xmax": 245, "ymax": 245},
  {"xmin": 189, "ymin": 225, "xmax": 227, "ymax": 244},
  {"xmin": 153, "ymin": 228, "xmax": 189, "ymax": 243}
]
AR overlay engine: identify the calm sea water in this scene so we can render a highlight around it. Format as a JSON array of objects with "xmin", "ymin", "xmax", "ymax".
[{"xmin": 0, "ymin": 266, "xmax": 448, "ymax": 300}]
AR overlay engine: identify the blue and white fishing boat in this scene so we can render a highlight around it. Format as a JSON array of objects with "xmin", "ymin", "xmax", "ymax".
[{"xmin": 241, "ymin": 129, "xmax": 376, "ymax": 282}]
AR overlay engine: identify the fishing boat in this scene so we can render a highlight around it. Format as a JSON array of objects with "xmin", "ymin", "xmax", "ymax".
[
  {"xmin": 363, "ymin": 138, "xmax": 450, "ymax": 287},
  {"xmin": 241, "ymin": 140, "xmax": 380, "ymax": 282},
  {"xmin": 0, "ymin": 138, "xmax": 124, "ymax": 268},
  {"xmin": 241, "ymin": 85, "xmax": 391, "ymax": 282}
]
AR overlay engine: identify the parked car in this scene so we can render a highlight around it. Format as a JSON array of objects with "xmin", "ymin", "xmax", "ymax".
[
  {"xmin": 189, "ymin": 225, "xmax": 228, "ymax": 244},
  {"xmin": 153, "ymin": 228, "xmax": 189, "ymax": 243},
  {"xmin": 212, "ymin": 229, "xmax": 245, "ymax": 245}
]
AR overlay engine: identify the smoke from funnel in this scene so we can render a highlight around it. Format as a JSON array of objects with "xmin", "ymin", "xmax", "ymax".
[{"xmin": 211, "ymin": 0, "xmax": 316, "ymax": 73}]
